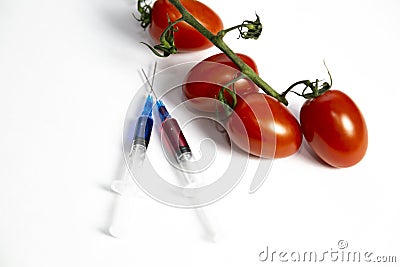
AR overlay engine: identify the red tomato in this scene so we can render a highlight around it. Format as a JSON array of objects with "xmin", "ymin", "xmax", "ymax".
[
  {"xmin": 183, "ymin": 53, "xmax": 259, "ymax": 112},
  {"xmin": 300, "ymin": 90, "xmax": 368, "ymax": 167},
  {"xmin": 226, "ymin": 93, "xmax": 302, "ymax": 158},
  {"xmin": 149, "ymin": 0, "xmax": 223, "ymax": 51}
]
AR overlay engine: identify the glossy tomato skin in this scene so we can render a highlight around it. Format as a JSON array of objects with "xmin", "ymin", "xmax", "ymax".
[
  {"xmin": 300, "ymin": 90, "xmax": 368, "ymax": 168},
  {"xmin": 149, "ymin": 0, "xmax": 223, "ymax": 51},
  {"xmin": 183, "ymin": 53, "xmax": 259, "ymax": 112},
  {"xmin": 227, "ymin": 93, "xmax": 303, "ymax": 158}
]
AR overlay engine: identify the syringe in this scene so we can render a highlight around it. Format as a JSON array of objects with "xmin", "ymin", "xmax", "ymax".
[
  {"xmin": 110, "ymin": 65, "xmax": 157, "ymax": 195},
  {"xmin": 109, "ymin": 65, "xmax": 156, "ymax": 238},
  {"xmin": 150, "ymin": 90, "xmax": 218, "ymax": 241},
  {"xmin": 156, "ymin": 99, "xmax": 197, "ymax": 185}
]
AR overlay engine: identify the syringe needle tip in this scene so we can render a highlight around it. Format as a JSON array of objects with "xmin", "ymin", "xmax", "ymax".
[
  {"xmin": 151, "ymin": 61, "xmax": 157, "ymax": 88},
  {"xmin": 141, "ymin": 68, "xmax": 149, "ymax": 84},
  {"xmin": 141, "ymin": 68, "xmax": 158, "ymax": 100}
]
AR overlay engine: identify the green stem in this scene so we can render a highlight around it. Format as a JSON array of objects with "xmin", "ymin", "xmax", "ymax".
[
  {"xmin": 223, "ymin": 73, "xmax": 245, "ymax": 88},
  {"xmin": 168, "ymin": 0, "xmax": 288, "ymax": 105},
  {"xmin": 281, "ymin": 80, "xmax": 309, "ymax": 97},
  {"xmin": 218, "ymin": 25, "xmax": 242, "ymax": 38}
]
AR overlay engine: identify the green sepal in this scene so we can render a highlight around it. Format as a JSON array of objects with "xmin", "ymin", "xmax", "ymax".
[{"xmin": 134, "ymin": 0, "xmax": 152, "ymax": 30}]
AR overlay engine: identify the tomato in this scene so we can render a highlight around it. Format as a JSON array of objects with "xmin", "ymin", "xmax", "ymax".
[
  {"xmin": 149, "ymin": 0, "xmax": 223, "ymax": 51},
  {"xmin": 300, "ymin": 90, "xmax": 368, "ymax": 167},
  {"xmin": 183, "ymin": 53, "xmax": 259, "ymax": 112},
  {"xmin": 226, "ymin": 93, "xmax": 302, "ymax": 158}
]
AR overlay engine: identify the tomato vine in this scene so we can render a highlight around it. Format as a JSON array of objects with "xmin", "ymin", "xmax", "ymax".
[{"xmin": 136, "ymin": 0, "xmax": 288, "ymax": 105}]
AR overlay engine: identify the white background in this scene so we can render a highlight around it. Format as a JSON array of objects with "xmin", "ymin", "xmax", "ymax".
[{"xmin": 1, "ymin": 0, "xmax": 399, "ymax": 266}]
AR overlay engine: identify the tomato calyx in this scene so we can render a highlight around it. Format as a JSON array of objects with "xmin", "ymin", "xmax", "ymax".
[
  {"xmin": 213, "ymin": 75, "xmax": 242, "ymax": 120},
  {"xmin": 217, "ymin": 14, "xmax": 263, "ymax": 40},
  {"xmin": 134, "ymin": 0, "xmax": 152, "ymax": 30},
  {"xmin": 216, "ymin": 88, "xmax": 236, "ymax": 121},
  {"xmin": 141, "ymin": 16, "xmax": 182, "ymax": 57},
  {"xmin": 214, "ymin": 71, "xmax": 263, "ymax": 122},
  {"xmin": 282, "ymin": 61, "xmax": 333, "ymax": 100},
  {"xmin": 216, "ymin": 72, "xmax": 247, "ymax": 110}
]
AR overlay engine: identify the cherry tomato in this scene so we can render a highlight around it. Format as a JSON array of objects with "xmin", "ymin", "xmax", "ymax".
[
  {"xmin": 149, "ymin": 0, "xmax": 224, "ymax": 51},
  {"xmin": 226, "ymin": 93, "xmax": 303, "ymax": 158},
  {"xmin": 300, "ymin": 90, "xmax": 368, "ymax": 167},
  {"xmin": 183, "ymin": 53, "xmax": 259, "ymax": 112}
]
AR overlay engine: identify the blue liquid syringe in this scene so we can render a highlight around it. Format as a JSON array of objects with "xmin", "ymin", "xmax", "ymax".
[{"xmin": 108, "ymin": 64, "xmax": 156, "ymax": 238}]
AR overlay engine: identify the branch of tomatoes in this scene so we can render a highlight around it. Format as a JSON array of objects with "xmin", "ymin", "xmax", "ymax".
[
  {"xmin": 135, "ymin": 0, "xmax": 368, "ymax": 167},
  {"xmin": 135, "ymin": 0, "xmax": 288, "ymax": 105}
]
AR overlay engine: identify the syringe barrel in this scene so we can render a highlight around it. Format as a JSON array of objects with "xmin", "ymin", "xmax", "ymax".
[
  {"xmin": 112, "ymin": 143, "xmax": 146, "ymax": 194},
  {"xmin": 133, "ymin": 115, "xmax": 154, "ymax": 148},
  {"xmin": 161, "ymin": 118, "xmax": 191, "ymax": 160},
  {"xmin": 177, "ymin": 152, "xmax": 197, "ymax": 185},
  {"xmin": 129, "ymin": 143, "xmax": 146, "ymax": 168}
]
